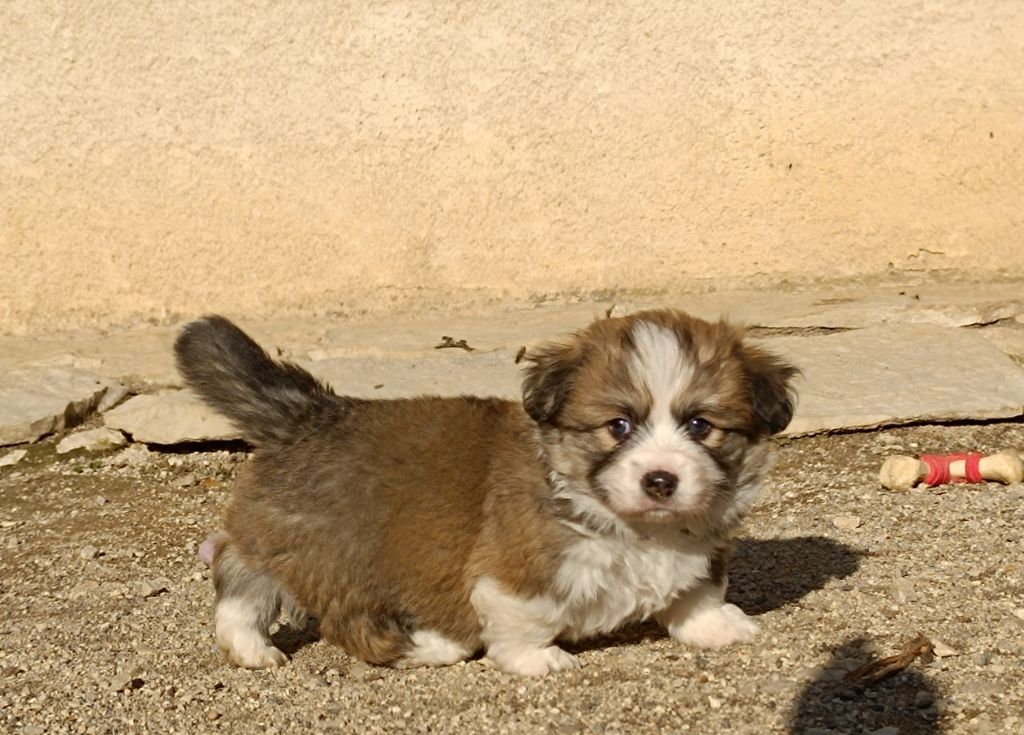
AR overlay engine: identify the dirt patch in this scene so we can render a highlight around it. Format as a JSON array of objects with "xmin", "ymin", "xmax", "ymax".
[{"xmin": 1, "ymin": 423, "xmax": 1022, "ymax": 733}]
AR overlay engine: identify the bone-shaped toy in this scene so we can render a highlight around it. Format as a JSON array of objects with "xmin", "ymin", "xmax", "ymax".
[{"xmin": 879, "ymin": 451, "xmax": 1024, "ymax": 491}]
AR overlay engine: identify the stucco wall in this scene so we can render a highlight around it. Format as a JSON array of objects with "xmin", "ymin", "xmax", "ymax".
[{"xmin": 2, "ymin": 1, "xmax": 1022, "ymax": 334}]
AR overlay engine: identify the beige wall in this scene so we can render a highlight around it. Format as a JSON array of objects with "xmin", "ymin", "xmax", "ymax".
[{"xmin": 2, "ymin": 1, "xmax": 1022, "ymax": 334}]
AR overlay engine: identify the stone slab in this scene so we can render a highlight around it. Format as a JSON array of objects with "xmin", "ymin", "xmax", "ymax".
[
  {"xmin": 310, "ymin": 323, "xmax": 1024, "ymax": 437},
  {"xmin": 764, "ymin": 324, "xmax": 1024, "ymax": 435},
  {"xmin": 95, "ymin": 350, "xmax": 527, "ymax": 445},
  {"xmin": 302, "ymin": 348, "xmax": 524, "ymax": 401},
  {"xmin": 6, "ymin": 285, "xmax": 1024, "ymax": 445},
  {"xmin": 0, "ymin": 367, "xmax": 124, "ymax": 446},
  {"xmin": 975, "ymin": 325, "xmax": 1024, "ymax": 363},
  {"xmin": 97, "ymin": 322, "xmax": 1024, "ymax": 444},
  {"xmin": 56, "ymin": 427, "xmax": 128, "ymax": 454},
  {"xmin": 292, "ymin": 287, "xmax": 1024, "ymax": 362},
  {"xmin": 103, "ymin": 390, "xmax": 241, "ymax": 445},
  {"xmin": 2, "ymin": 284, "xmax": 1021, "ymax": 392}
]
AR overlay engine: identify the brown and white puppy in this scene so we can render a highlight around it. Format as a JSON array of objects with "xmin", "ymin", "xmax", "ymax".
[{"xmin": 175, "ymin": 310, "xmax": 798, "ymax": 676}]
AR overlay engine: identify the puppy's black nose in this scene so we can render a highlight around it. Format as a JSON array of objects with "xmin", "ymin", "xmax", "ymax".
[{"xmin": 641, "ymin": 470, "xmax": 678, "ymax": 500}]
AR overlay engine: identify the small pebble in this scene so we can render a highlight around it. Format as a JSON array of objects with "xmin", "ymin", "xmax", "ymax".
[
  {"xmin": 79, "ymin": 545, "xmax": 100, "ymax": 560},
  {"xmin": 173, "ymin": 473, "xmax": 198, "ymax": 488},
  {"xmin": 110, "ymin": 669, "xmax": 144, "ymax": 692},
  {"xmin": 0, "ymin": 449, "xmax": 28, "ymax": 467},
  {"xmin": 914, "ymin": 690, "xmax": 935, "ymax": 708},
  {"xmin": 932, "ymin": 639, "xmax": 958, "ymax": 658},
  {"xmin": 832, "ymin": 515, "xmax": 862, "ymax": 530},
  {"xmin": 959, "ymin": 678, "xmax": 1006, "ymax": 696},
  {"xmin": 890, "ymin": 578, "xmax": 918, "ymax": 603},
  {"xmin": 348, "ymin": 661, "xmax": 383, "ymax": 681},
  {"xmin": 134, "ymin": 580, "xmax": 169, "ymax": 598}
]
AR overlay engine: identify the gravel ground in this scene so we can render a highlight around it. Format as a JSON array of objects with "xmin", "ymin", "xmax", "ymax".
[{"xmin": 2, "ymin": 420, "xmax": 1023, "ymax": 734}]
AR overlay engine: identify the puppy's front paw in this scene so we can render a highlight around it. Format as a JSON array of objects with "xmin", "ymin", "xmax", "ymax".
[
  {"xmin": 669, "ymin": 603, "xmax": 759, "ymax": 649},
  {"xmin": 489, "ymin": 644, "xmax": 581, "ymax": 677}
]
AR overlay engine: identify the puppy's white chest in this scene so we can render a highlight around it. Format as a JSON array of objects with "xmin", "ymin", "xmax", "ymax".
[{"xmin": 554, "ymin": 534, "xmax": 710, "ymax": 639}]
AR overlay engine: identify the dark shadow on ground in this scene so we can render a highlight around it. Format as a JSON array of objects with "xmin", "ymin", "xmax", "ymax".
[
  {"xmin": 565, "ymin": 619, "xmax": 665, "ymax": 654},
  {"xmin": 789, "ymin": 636, "xmax": 942, "ymax": 734},
  {"xmin": 728, "ymin": 536, "xmax": 862, "ymax": 614},
  {"xmin": 271, "ymin": 618, "xmax": 321, "ymax": 657}
]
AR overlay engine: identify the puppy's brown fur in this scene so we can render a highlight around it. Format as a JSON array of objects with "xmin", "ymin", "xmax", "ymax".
[
  {"xmin": 176, "ymin": 310, "xmax": 797, "ymax": 673},
  {"xmin": 220, "ymin": 397, "xmax": 570, "ymax": 664}
]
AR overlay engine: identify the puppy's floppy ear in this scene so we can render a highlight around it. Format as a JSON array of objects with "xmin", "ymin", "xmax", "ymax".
[
  {"xmin": 521, "ymin": 339, "xmax": 586, "ymax": 423},
  {"xmin": 740, "ymin": 344, "xmax": 800, "ymax": 435}
]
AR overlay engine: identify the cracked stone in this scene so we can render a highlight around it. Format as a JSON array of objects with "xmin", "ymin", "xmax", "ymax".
[
  {"xmin": 0, "ymin": 367, "xmax": 125, "ymax": 446},
  {"xmin": 104, "ymin": 390, "xmax": 241, "ymax": 445},
  {"xmin": 767, "ymin": 324, "xmax": 1024, "ymax": 435}
]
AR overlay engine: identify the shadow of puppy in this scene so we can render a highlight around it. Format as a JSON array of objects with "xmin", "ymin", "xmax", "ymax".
[
  {"xmin": 728, "ymin": 536, "xmax": 862, "ymax": 614},
  {"xmin": 789, "ymin": 636, "xmax": 941, "ymax": 734},
  {"xmin": 270, "ymin": 618, "xmax": 321, "ymax": 657}
]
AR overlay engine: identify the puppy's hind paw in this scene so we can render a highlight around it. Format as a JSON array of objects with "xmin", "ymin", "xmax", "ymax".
[
  {"xmin": 220, "ymin": 637, "xmax": 288, "ymax": 669},
  {"xmin": 489, "ymin": 644, "xmax": 581, "ymax": 677},
  {"xmin": 669, "ymin": 603, "xmax": 759, "ymax": 649}
]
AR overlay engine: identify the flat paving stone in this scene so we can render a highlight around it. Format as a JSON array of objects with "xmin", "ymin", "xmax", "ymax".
[
  {"xmin": 100, "ymin": 321, "xmax": 1024, "ymax": 445},
  {"xmin": 765, "ymin": 324, "xmax": 1024, "ymax": 435},
  {"xmin": 310, "ymin": 323, "xmax": 1024, "ymax": 437},
  {"xmin": 103, "ymin": 390, "xmax": 241, "ymax": 445},
  {"xmin": 976, "ymin": 324, "xmax": 1024, "ymax": 363},
  {"xmin": 4, "ymin": 284, "xmax": 1024, "ymax": 445},
  {"xmin": 0, "ymin": 367, "xmax": 124, "ymax": 446},
  {"xmin": 1, "ymin": 283, "xmax": 1021, "ymax": 390},
  {"xmin": 302, "ymin": 348, "xmax": 524, "ymax": 401}
]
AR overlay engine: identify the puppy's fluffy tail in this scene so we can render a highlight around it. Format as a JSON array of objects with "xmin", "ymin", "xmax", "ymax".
[{"xmin": 174, "ymin": 315, "xmax": 336, "ymax": 445}]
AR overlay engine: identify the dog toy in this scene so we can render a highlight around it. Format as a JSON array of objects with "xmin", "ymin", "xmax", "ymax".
[{"xmin": 879, "ymin": 451, "xmax": 1024, "ymax": 491}]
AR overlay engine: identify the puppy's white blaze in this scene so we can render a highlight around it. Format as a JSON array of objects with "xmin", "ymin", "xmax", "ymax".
[
  {"xmin": 214, "ymin": 598, "xmax": 287, "ymax": 669},
  {"xmin": 630, "ymin": 322, "xmax": 694, "ymax": 424},
  {"xmin": 396, "ymin": 630, "xmax": 474, "ymax": 668},
  {"xmin": 470, "ymin": 577, "xmax": 579, "ymax": 676},
  {"xmin": 554, "ymin": 535, "xmax": 713, "ymax": 638}
]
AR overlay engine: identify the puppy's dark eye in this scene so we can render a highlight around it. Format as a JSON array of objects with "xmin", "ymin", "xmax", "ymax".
[
  {"xmin": 607, "ymin": 418, "xmax": 633, "ymax": 440},
  {"xmin": 686, "ymin": 417, "xmax": 712, "ymax": 439}
]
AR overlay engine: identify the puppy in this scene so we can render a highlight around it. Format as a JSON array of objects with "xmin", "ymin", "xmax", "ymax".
[{"xmin": 175, "ymin": 310, "xmax": 798, "ymax": 676}]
